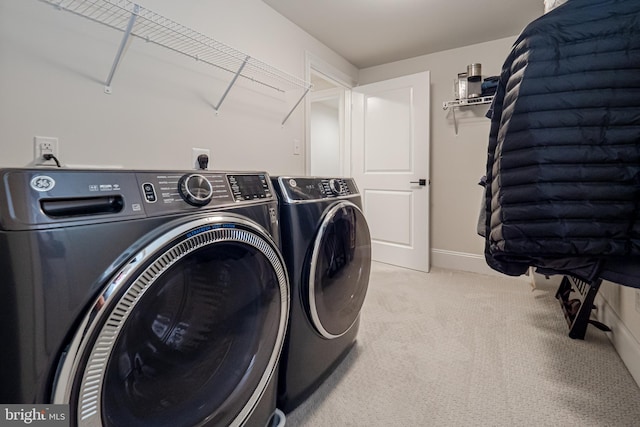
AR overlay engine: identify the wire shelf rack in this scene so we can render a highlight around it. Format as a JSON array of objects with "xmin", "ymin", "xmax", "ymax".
[
  {"xmin": 442, "ymin": 95, "xmax": 494, "ymax": 135},
  {"xmin": 38, "ymin": 0, "xmax": 312, "ymax": 124},
  {"xmin": 442, "ymin": 95, "xmax": 494, "ymax": 110}
]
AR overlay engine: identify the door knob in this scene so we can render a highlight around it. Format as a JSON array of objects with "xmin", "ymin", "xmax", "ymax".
[{"xmin": 410, "ymin": 179, "xmax": 427, "ymax": 186}]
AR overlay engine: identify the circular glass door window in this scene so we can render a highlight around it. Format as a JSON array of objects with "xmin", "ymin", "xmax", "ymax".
[
  {"xmin": 309, "ymin": 202, "xmax": 371, "ymax": 338},
  {"xmin": 102, "ymin": 241, "xmax": 280, "ymax": 427}
]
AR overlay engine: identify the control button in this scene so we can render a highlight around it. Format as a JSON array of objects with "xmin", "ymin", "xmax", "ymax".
[
  {"xmin": 178, "ymin": 174, "xmax": 213, "ymax": 206},
  {"xmin": 142, "ymin": 182, "xmax": 157, "ymax": 203}
]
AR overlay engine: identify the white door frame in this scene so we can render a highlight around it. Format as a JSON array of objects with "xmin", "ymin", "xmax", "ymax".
[{"xmin": 304, "ymin": 52, "xmax": 356, "ymax": 176}]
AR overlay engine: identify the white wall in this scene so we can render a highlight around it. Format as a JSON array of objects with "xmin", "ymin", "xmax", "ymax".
[
  {"xmin": 359, "ymin": 36, "xmax": 517, "ymax": 273},
  {"xmin": 0, "ymin": 0, "xmax": 357, "ymax": 174},
  {"xmin": 310, "ymin": 101, "xmax": 340, "ymax": 176}
]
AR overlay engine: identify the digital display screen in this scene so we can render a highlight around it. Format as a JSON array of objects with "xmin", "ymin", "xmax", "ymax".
[{"xmin": 228, "ymin": 174, "xmax": 268, "ymax": 199}]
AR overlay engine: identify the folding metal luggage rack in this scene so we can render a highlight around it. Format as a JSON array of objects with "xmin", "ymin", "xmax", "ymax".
[{"xmin": 555, "ymin": 275, "xmax": 611, "ymax": 339}]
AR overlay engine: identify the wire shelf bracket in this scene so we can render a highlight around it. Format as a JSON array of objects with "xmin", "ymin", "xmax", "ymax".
[
  {"xmin": 39, "ymin": 0, "xmax": 312, "ymax": 124},
  {"xmin": 104, "ymin": 3, "xmax": 138, "ymax": 94},
  {"xmin": 443, "ymin": 96, "xmax": 494, "ymax": 135},
  {"xmin": 213, "ymin": 55, "xmax": 249, "ymax": 112}
]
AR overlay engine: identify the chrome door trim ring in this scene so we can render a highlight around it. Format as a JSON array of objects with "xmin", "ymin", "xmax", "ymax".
[
  {"xmin": 308, "ymin": 201, "xmax": 368, "ymax": 339},
  {"xmin": 53, "ymin": 213, "xmax": 289, "ymax": 427}
]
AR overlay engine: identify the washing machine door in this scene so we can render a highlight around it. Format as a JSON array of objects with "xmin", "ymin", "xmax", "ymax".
[
  {"xmin": 308, "ymin": 200, "xmax": 371, "ymax": 339},
  {"xmin": 53, "ymin": 214, "xmax": 289, "ymax": 427}
]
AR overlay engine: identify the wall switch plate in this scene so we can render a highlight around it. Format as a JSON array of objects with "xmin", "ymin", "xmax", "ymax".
[
  {"xmin": 635, "ymin": 290, "xmax": 640, "ymax": 313},
  {"xmin": 192, "ymin": 148, "xmax": 210, "ymax": 170},
  {"xmin": 34, "ymin": 136, "xmax": 59, "ymax": 165},
  {"xmin": 293, "ymin": 139, "xmax": 301, "ymax": 155}
]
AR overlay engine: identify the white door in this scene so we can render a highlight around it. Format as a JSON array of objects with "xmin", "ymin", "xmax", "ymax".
[{"xmin": 352, "ymin": 71, "xmax": 430, "ymax": 272}]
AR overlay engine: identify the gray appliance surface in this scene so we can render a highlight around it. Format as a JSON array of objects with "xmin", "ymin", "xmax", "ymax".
[
  {"xmin": 271, "ymin": 176, "xmax": 371, "ymax": 413},
  {"xmin": 0, "ymin": 168, "xmax": 288, "ymax": 427}
]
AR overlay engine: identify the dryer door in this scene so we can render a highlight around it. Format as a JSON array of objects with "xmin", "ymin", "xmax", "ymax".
[
  {"xmin": 53, "ymin": 214, "xmax": 289, "ymax": 427},
  {"xmin": 308, "ymin": 201, "xmax": 371, "ymax": 339}
]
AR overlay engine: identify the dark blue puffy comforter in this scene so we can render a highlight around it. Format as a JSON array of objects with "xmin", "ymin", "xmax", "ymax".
[{"xmin": 483, "ymin": 0, "xmax": 640, "ymax": 288}]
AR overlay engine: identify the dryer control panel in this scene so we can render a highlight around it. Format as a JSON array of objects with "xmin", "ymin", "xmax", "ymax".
[{"xmin": 275, "ymin": 177, "xmax": 359, "ymax": 202}]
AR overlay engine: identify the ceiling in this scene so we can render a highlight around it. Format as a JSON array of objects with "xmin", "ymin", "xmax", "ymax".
[{"xmin": 263, "ymin": 0, "xmax": 544, "ymax": 69}]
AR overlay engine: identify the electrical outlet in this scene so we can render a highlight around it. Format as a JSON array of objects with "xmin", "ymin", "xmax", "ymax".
[
  {"xmin": 192, "ymin": 148, "xmax": 210, "ymax": 170},
  {"xmin": 34, "ymin": 136, "xmax": 59, "ymax": 165}
]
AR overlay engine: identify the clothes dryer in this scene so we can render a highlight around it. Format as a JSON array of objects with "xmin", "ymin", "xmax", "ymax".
[
  {"xmin": 0, "ymin": 168, "xmax": 289, "ymax": 427},
  {"xmin": 272, "ymin": 176, "xmax": 371, "ymax": 413}
]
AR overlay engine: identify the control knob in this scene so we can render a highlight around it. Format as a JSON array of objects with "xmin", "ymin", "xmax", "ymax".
[
  {"xmin": 178, "ymin": 174, "xmax": 213, "ymax": 206},
  {"xmin": 328, "ymin": 179, "xmax": 342, "ymax": 195}
]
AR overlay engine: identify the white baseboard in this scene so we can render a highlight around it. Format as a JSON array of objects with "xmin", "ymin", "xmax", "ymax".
[
  {"xmin": 430, "ymin": 248, "xmax": 529, "ymax": 281},
  {"xmin": 594, "ymin": 294, "xmax": 640, "ymax": 388}
]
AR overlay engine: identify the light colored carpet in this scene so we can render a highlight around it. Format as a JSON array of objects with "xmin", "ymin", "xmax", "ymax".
[{"xmin": 284, "ymin": 262, "xmax": 640, "ymax": 426}]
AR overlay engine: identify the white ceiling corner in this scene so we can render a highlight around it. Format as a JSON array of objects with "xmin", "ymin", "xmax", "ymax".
[{"xmin": 263, "ymin": 0, "xmax": 544, "ymax": 69}]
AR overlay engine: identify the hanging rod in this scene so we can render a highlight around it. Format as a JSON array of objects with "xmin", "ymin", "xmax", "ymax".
[{"xmin": 38, "ymin": 0, "xmax": 312, "ymax": 124}]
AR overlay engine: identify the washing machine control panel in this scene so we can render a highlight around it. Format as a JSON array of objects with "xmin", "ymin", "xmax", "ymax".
[
  {"xmin": 138, "ymin": 172, "xmax": 233, "ymax": 212},
  {"xmin": 136, "ymin": 171, "xmax": 274, "ymax": 216},
  {"xmin": 0, "ymin": 169, "xmax": 277, "ymax": 228},
  {"xmin": 277, "ymin": 177, "xmax": 359, "ymax": 201}
]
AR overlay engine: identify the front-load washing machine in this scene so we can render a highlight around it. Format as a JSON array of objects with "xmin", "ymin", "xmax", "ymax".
[
  {"xmin": 0, "ymin": 168, "xmax": 289, "ymax": 427},
  {"xmin": 272, "ymin": 176, "xmax": 371, "ymax": 413}
]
